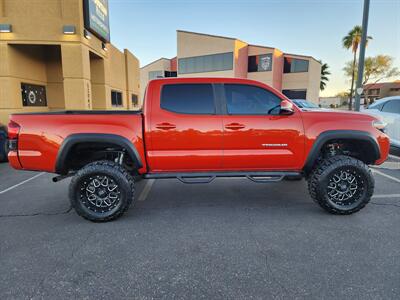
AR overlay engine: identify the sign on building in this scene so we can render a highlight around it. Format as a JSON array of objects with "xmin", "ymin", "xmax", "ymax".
[
  {"xmin": 21, "ymin": 83, "xmax": 47, "ymax": 107},
  {"xmin": 83, "ymin": 0, "xmax": 110, "ymax": 42},
  {"xmin": 258, "ymin": 54, "xmax": 272, "ymax": 72}
]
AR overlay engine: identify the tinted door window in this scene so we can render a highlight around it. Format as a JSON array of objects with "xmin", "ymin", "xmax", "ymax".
[
  {"xmin": 224, "ymin": 84, "xmax": 281, "ymax": 115},
  {"xmin": 382, "ymin": 100, "xmax": 400, "ymax": 114},
  {"xmin": 161, "ymin": 84, "xmax": 215, "ymax": 114}
]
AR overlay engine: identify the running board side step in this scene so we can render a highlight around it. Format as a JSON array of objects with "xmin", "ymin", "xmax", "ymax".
[{"xmin": 143, "ymin": 171, "xmax": 302, "ymax": 184}]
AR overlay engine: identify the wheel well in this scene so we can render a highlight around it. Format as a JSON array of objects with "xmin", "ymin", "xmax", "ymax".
[
  {"xmin": 304, "ymin": 133, "xmax": 380, "ymax": 176},
  {"xmin": 58, "ymin": 141, "xmax": 138, "ymax": 174},
  {"xmin": 314, "ymin": 138, "xmax": 377, "ymax": 169}
]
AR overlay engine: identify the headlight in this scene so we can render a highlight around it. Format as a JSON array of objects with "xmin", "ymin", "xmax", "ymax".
[{"xmin": 372, "ymin": 119, "xmax": 387, "ymax": 133}]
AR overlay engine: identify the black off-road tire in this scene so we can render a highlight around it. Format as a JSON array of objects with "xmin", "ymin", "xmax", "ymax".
[
  {"xmin": 69, "ymin": 160, "xmax": 135, "ymax": 222},
  {"xmin": 308, "ymin": 155, "xmax": 374, "ymax": 215}
]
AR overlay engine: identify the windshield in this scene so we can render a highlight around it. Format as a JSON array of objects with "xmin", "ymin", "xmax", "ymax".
[{"xmin": 293, "ymin": 100, "xmax": 319, "ymax": 108}]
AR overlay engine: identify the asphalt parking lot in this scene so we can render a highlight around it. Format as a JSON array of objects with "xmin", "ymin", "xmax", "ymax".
[{"xmin": 1, "ymin": 157, "xmax": 400, "ymax": 299}]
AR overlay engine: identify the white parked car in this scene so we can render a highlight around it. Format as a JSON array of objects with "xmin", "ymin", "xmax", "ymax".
[{"xmin": 365, "ymin": 96, "xmax": 400, "ymax": 150}]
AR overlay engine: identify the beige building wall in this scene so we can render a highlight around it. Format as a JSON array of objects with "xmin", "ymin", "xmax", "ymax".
[
  {"xmin": 177, "ymin": 30, "xmax": 235, "ymax": 58},
  {"xmin": 247, "ymin": 45, "xmax": 275, "ymax": 87},
  {"xmin": 0, "ymin": 0, "xmax": 140, "ymax": 125},
  {"xmin": 176, "ymin": 30, "xmax": 235, "ymax": 78},
  {"xmin": 282, "ymin": 55, "xmax": 321, "ymax": 103},
  {"xmin": 140, "ymin": 58, "xmax": 171, "ymax": 104},
  {"xmin": 140, "ymin": 30, "xmax": 322, "ymax": 107}
]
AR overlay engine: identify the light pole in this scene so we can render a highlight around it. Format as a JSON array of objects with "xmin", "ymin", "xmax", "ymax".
[{"xmin": 354, "ymin": 0, "xmax": 370, "ymax": 111}]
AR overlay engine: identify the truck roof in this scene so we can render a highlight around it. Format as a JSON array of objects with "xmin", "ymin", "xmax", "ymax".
[{"xmin": 148, "ymin": 77, "xmax": 270, "ymax": 86}]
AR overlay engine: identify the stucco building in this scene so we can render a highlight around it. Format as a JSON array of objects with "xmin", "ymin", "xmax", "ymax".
[
  {"xmin": 0, "ymin": 0, "xmax": 140, "ymax": 125},
  {"xmin": 363, "ymin": 81, "xmax": 400, "ymax": 103},
  {"xmin": 141, "ymin": 30, "xmax": 321, "ymax": 104}
]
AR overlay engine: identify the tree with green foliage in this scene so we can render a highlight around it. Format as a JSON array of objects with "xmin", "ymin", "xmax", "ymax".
[
  {"xmin": 343, "ymin": 55, "xmax": 399, "ymax": 85},
  {"xmin": 343, "ymin": 55, "xmax": 399, "ymax": 105},
  {"xmin": 342, "ymin": 25, "xmax": 372, "ymax": 110},
  {"xmin": 320, "ymin": 63, "xmax": 330, "ymax": 91}
]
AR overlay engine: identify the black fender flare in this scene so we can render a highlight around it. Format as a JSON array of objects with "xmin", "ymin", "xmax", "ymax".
[
  {"xmin": 303, "ymin": 130, "xmax": 380, "ymax": 173},
  {"xmin": 55, "ymin": 133, "xmax": 143, "ymax": 174}
]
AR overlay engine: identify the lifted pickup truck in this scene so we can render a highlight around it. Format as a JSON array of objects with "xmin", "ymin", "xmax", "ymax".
[{"xmin": 8, "ymin": 78, "xmax": 389, "ymax": 222}]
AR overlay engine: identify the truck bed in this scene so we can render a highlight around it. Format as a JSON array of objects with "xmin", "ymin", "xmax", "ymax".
[{"xmin": 9, "ymin": 111, "xmax": 146, "ymax": 173}]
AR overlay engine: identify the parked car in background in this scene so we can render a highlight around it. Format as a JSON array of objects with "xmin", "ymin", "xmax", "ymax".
[
  {"xmin": 0, "ymin": 123, "xmax": 8, "ymax": 162},
  {"xmin": 365, "ymin": 96, "xmax": 400, "ymax": 150},
  {"xmin": 291, "ymin": 99, "xmax": 321, "ymax": 109}
]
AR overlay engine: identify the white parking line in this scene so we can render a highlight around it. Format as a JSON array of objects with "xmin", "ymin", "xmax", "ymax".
[
  {"xmin": 372, "ymin": 194, "xmax": 400, "ymax": 199},
  {"xmin": 374, "ymin": 162, "xmax": 400, "ymax": 170},
  {"xmin": 138, "ymin": 179, "xmax": 155, "ymax": 201},
  {"xmin": 0, "ymin": 172, "xmax": 45, "ymax": 195},
  {"xmin": 389, "ymin": 154, "xmax": 400, "ymax": 161},
  {"xmin": 372, "ymin": 169, "xmax": 400, "ymax": 184}
]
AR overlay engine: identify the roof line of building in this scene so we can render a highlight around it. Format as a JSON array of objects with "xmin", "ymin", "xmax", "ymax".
[
  {"xmin": 177, "ymin": 30, "xmax": 246, "ymax": 44},
  {"xmin": 248, "ymin": 44, "xmax": 276, "ymax": 50},
  {"xmin": 178, "ymin": 30, "xmax": 320, "ymax": 63},
  {"xmin": 283, "ymin": 52, "xmax": 321, "ymax": 64},
  {"xmin": 140, "ymin": 57, "xmax": 171, "ymax": 69}
]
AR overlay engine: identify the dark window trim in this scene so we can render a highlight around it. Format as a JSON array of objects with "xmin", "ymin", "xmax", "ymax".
[
  {"xmin": 111, "ymin": 90, "xmax": 123, "ymax": 107},
  {"xmin": 282, "ymin": 89, "xmax": 308, "ymax": 100},
  {"xmin": 283, "ymin": 57, "xmax": 309, "ymax": 73},
  {"xmin": 247, "ymin": 54, "xmax": 273, "ymax": 73},
  {"xmin": 221, "ymin": 83, "xmax": 284, "ymax": 116},
  {"xmin": 178, "ymin": 52, "xmax": 234, "ymax": 75},
  {"xmin": 160, "ymin": 83, "xmax": 218, "ymax": 115},
  {"xmin": 131, "ymin": 94, "xmax": 139, "ymax": 106}
]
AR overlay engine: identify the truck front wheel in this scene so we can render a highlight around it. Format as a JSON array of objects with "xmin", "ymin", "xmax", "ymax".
[
  {"xmin": 308, "ymin": 155, "xmax": 374, "ymax": 215},
  {"xmin": 69, "ymin": 160, "xmax": 135, "ymax": 222}
]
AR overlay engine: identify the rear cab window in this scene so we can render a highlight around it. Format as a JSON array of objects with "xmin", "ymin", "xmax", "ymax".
[{"xmin": 161, "ymin": 84, "xmax": 215, "ymax": 114}]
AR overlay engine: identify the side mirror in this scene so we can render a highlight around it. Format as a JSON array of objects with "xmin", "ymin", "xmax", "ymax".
[{"xmin": 280, "ymin": 100, "xmax": 295, "ymax": 115}]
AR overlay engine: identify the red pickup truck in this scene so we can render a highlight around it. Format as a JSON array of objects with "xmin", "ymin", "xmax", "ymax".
[{"xmin": 8, "ymin": 78, "xmax": 389, "ymax": 222}]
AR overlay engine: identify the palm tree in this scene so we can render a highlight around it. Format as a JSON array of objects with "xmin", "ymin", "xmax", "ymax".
[
  {"xmin": 342, "ymin": 25, "xmax": 372, "ymax": 110},
  {"xmin": 320, "ymin": 62, "xmax": 330, "ymax": 91}
]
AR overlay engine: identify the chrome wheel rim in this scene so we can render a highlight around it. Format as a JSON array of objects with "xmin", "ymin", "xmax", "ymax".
[
  {"xmin": 327, "ymin": 168, "xmax": 364, "ymax": 207},
  {"xmin": 80, "ymin": 175, "xmax": 121, "ymax": 213}
]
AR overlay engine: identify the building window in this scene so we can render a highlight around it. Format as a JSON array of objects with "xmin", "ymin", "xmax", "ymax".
[
  {"xmin": 21, "ymin": 83, "xmax": 47, "ymax": 107},
  {"xmin": 282, "ymin": 89, "xmax": 307, "ymax": 100},
  {"xmin": 389, "ymin": 87, "xmax": 400, "ymax": 92},
  {"xmin": 161, "ymin": 84, "xmax": 215, "ymax": 114},
  {"xmin": 248, "ymin": 54, "xmax": 273, "ymax": 72},
  {"xmin": 178, "ymin": 52, "xmax": 233, "ymax": 74},
  {"xmin": 131, "ymin": 94, "xmax": 138, "ymax": 106},
  {"xmin": 368, "ymin": 88, "xmax": 380, "ymax": 95},
  {"xmin": 283, "ymin": 58, "xmax": 309, "ymax": 73},
  {"xmin": 111, "ymin": 90, "xmax": 123, "ymax": 107},
  {"xmin": 164, "ymin": 71, "xmax": 177, "ymax": 77},
  {"xmin": 149, "ymin": 70, "xmax": 164, "ymax": 80},
  {"xmin": 224, "ymin": 84, "xmax": 281, "ymax": 115}
]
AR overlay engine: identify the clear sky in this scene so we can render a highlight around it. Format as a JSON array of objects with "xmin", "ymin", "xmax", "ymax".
[{"xmin": 108, "ymin": 0, "xmax": 400, "ymax": 97}]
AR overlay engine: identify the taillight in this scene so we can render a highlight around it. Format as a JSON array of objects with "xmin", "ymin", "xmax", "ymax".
[
  {"xmin": 8, "ymin": 120, "xmax": 20, "ymax": 139},
  {"xmin": 8, "ymin": 120, "xmax": 20, "ymax": 151}
]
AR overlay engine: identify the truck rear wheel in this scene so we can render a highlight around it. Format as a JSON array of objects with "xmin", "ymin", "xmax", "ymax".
[
  {"xmin": 308, "ymin": 155, "xmax": 374, "ymax": 215},
  {"xmin": 69, "ymin": 160, "xmax": 135, "ymax": 222}
]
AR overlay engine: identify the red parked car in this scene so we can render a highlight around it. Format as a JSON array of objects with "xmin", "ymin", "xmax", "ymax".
[{"xmin": 7, "ymin": 78, "xmax": 389, "ymax": 222}]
